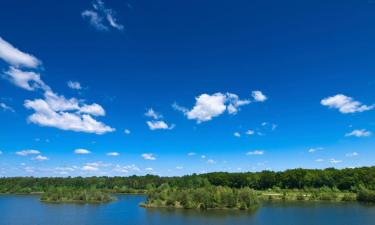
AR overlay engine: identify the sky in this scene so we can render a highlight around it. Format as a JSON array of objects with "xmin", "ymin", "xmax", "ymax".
[{"xmin": 0, "ymin": 0, "xmax": 375, "ymax": 177}]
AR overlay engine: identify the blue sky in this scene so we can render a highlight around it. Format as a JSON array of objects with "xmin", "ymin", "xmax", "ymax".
[{"xmin": 0, "ymin": 0, "xmax": 375, "ymax": 177}]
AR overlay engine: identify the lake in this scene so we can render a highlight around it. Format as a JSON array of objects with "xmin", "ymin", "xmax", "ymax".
[{"xmin": 0, "ymin": 195, "xmax": 374, "ymax": 225}]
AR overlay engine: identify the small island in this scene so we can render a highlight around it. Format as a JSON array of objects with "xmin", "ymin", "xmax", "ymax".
[
  {"xmin": 40, "ymin": 188, "xmax": 116, "ymax": 204},
  {"xmin": 141, "ymin": 184, "xmax": 259, "ymax": 210}
]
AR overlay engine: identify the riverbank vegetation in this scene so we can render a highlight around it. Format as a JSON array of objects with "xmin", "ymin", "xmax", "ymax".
[
  {"xmin": 40, "ymin": 187, "xmax": 115, "ymax": 203},
  {"xmin": 1, "ymin": 166, "xmax": 375, "ymax": 205}
]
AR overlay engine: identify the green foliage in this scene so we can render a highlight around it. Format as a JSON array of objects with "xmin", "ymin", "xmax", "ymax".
[
  {"xmin": 143, "ymin": 185, "xmax": 259, "ymax": 210},
  {"xmin": 357, "ymin": 187, "xmax": 375, "ymax": 203},
  {"xmin": 40, "ymin": 187, "xmax": 115, "ymax": 203}
]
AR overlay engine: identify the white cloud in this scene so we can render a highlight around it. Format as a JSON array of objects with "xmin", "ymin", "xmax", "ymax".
[
  {"xmin": 226, "ymin": 93, "xmax": 251, "ymax": 115},
  {"xmin": 67, "ymin": 81, "xmax": 82, "ymax": 90},
  {"xmin": 4, "ymin": 67, "xmax": 46, "ymax": 91},
  {"xmin": 113, "ymin": 164, "xmax": 140, "ymax": 173},
  {"xmin": 246, "ymin": 130, "xmax": 255, "ymax": 135},
  {"xmin": 308, "ymin": 147, "xmax": 323, "ymax": 153},
  {"xmin": 33, "ymin": 155, "xmax": 48, "ymax": 161},
  {"xmin": 233, "ymin": 132, "xmax": 241, "ymax": 137},
  {"xmin": 0, "ymin": 102, "xmax": 14, "ymax": 112},
  {"xmin": 186, "ymin": 93, "xmax": 227, "ymax": 123},
  {"xmin": 346, "ymin": 152, "xmax": 359, "ymax": 157},
  {"xmin": 321, "ymin": 94, "xmax": 373, "ymax": 114},
  {"xmin": 24, "ymin": 97, "xmax": 114, "ymax": 135},
  {"xmin": 145, "ymin": 167, "xmax": 154, "ymax": 171},
  {"xmin": 79, "ymin": 103, "xmax": 105, "ymax": 116},
  {"xmin": 176, "ymin": 166, "xmax": 183, "ymax": 170},
  {"xmin": 252, "ymin": 90, "xmax": 267, "ymax": 102},
  {"xmin": 0, "ymin": 151, "xmax": 3, "ymax": 155},
  {"xmin": 82, "ymin": 165, "xmax": 99, "ymax": 171},
  {"xmin": 124, "ymin": 129, "xmax": 131, "ymax": 134},
  {"xmin": 315, "ymin": 158, "xmax": 324, "ymax": 162},
  {"xmin": 82, "ymin": 0, "xmax": 124, "ymax": 31},
  {"xmin": 0, "ymin": 37, "xmax": 41, "ymax": 68},
  {"xmin": 345, "ymin": 129, "xmax": 372, "ymax": 137},
  {"xmin": 330, "ymin": 158, "xmax": 342, "ymax": 164},
  {"xmin": 146, "ymin": 120, "xmax": 175, "ymax": 130},
  {"xmin": 107, "ymin": 152, "xmax": 119, "ymax": 156},
  {"xmin": 246, "ymin": 150, "xmax": 264, "ymax": 155},
  {"xmin": 1, "ymin": 38, "xmax": 114, "ymax": 135},
  {"xmin": 178, "ymin": 91, "xmax": 265, "ymax": 123},
  {"xmin": 187, "ymin": 152, "xmax": 196, "ymax": 156},
  {"xmin": 142, "ymin": 153, "xmax": 156, "ymax": 160},
  {"xmin": 207, "ymin": 159, "xmax": 216, "ymax": 164},
  {"xmin": 145, "ymin": 108, "xmax": 162, "ymax": 119},
  {"xmin": 16, "ymin": 149, "xmax": 40, "ymax": 156},
  {"xmin": 201, "ymin": 155, "xmax": 206, "ymax": 159},
  {"xmin": 74, "ymin": 148, "xmax": 91, "ymax": 154}
]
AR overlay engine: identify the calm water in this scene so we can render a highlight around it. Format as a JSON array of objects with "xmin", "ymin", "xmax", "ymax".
[{"xmin": 0, "ymin": 195, "xmax": 374, "ymax": 225}]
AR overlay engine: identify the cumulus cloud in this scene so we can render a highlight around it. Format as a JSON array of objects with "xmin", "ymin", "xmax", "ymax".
[
  {"xmin": 176, "ymin": 91, "xmax": 265, "ymax": 123},
  {"xmin": 252, "ymin": 91, "xmax": 267, "ymax": 102},
  {"xmin": 0, "ymin": 37, "xmax": 41, "ymax": 68},
  {"xmin": 1, "ymin": 38, "xmax": 114, "ymax": 135},
  {"xmin": 0, "ymin": 102, "xmax": 14, "ymax": 112},
  {"xmin": 113, "ymin": 164, "xmax": 140, "ymax": 173},
  {"xmin": 33, "ymin": 155, "xmax": 48, "ymax": 161},
  {"xmin": 146, "ymin": 120, "xmax": 175, "ymax": 130},
  {"xmin": 124, "ymin": 129, "xmax": 131, "ymax": 134},
  {"xmin": 82, "ymin": 0, "xmax": 124, "ymax": 31},
  {"xmin": 141, "ymin": 153, "xmax": 156, "ymax": 160},
  {"xmin": 67, "ymin": 81, "xmax": 82, "ymax": 90},
  {"xmin": 246, "ymin": 150, "xmax": 264, "ymax": 155},
  {"xmin": 107, "ymin": 152, "xmax": 119, "ymax": 156},
  {"xmin": 79, "ymin": 103, "xmax": 105, "ymax": 116},
  {"xmin": 345, "ymin": 129, "xmax": 372, "ymax": 137},
  {"xmin": 233, "ymin": 132, "xmax": 241, "ymax": 137},
  {"xmin": 16, "ymin": 149, "xmax": 40, "ymax": 156},
  {"xmin": 186, "ymin": 93, "xmax": 227, "ymax": 122},
  {"xmin": 74, "ymin": 148, "xmax": 91, "ymax": 154},
  {"xmin": 321, "ymin": 94, "xmax": 373, "ymax": 114}
]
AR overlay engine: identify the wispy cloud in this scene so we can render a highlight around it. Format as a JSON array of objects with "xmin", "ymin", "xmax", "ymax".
[
  {"xmin": 0, "ymin": 102, "xmax": 15, "ymax": 112},
  {"xmin": 0, "ymin": 37, "xmax": 41, "ymax": 68},
  {"xmin": 82, "ymin": 0, "xmax": 124, "ymax": 31},
  {"xmin": 107, "ymin": 152, "xmax": 119, "ymax": 156},
  {"xmin": 67, "ymin": 81, "xmax": 82, "ymax": 90},
  {"xmin": 345, "ymin": 129, "xmax": 372, "ymax": 137},
  {"xmin": 246, "ymin": 150, "xmax": 264, "ymax": 155},
  {"xmin": 16, "ymin": 149, "xmax": 40, "ymax": 156}
]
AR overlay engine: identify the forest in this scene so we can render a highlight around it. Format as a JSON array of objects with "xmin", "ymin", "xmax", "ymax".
[{"xmin": 1, "ymin": 166, "xmax": 375, "ymax": 204}]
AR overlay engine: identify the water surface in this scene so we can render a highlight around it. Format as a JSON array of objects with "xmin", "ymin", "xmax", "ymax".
[{"xmin": 0, "ymin": 195, "xmax": 374, "ymax": 225}]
